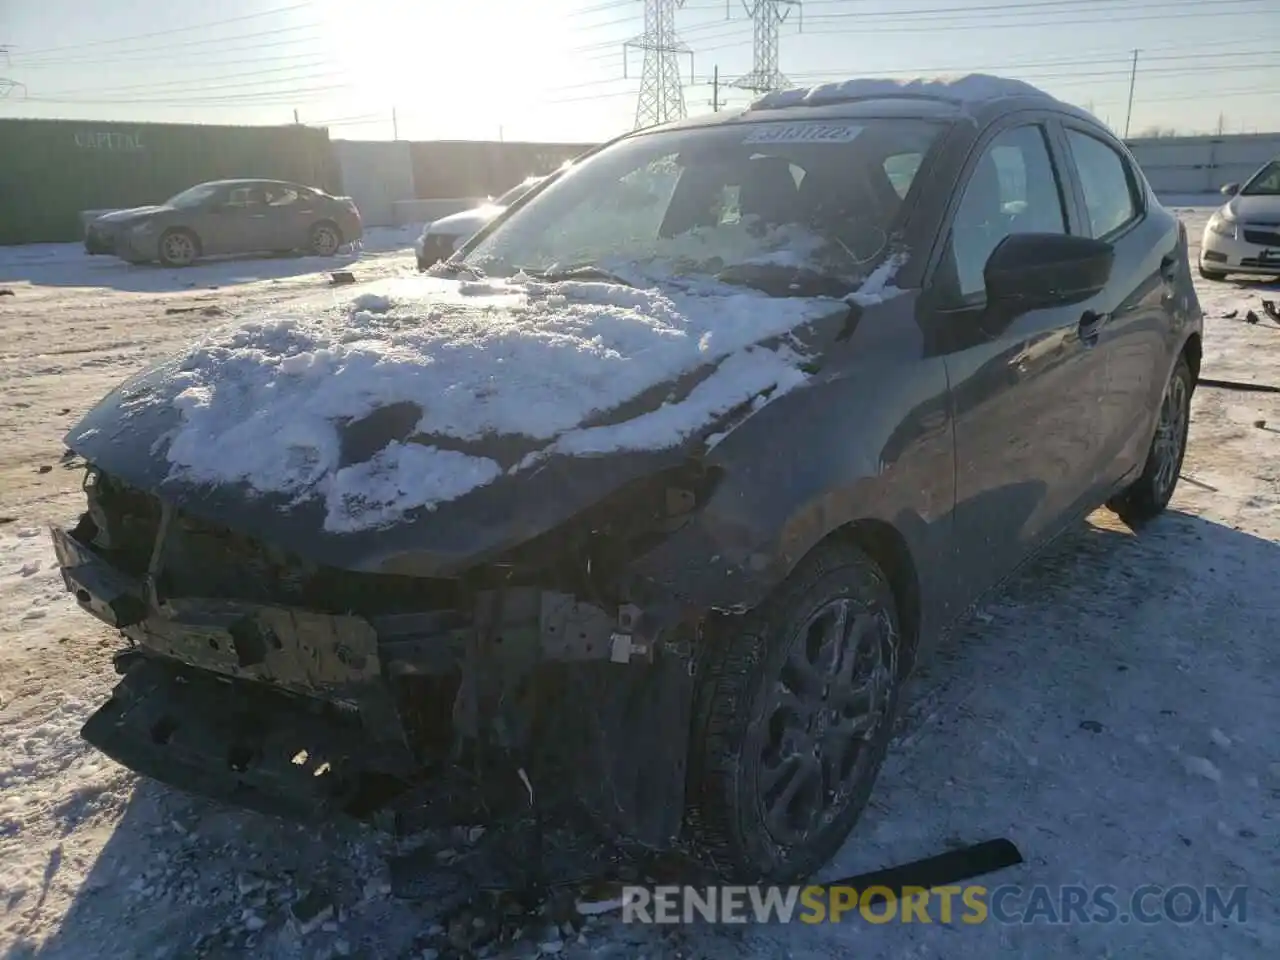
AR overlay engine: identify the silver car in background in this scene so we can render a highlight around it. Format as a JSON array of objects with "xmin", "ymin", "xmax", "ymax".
[
  {"xmin": 85, "ymin": 179, "xmax": 363, "ymax": 267},
  {"xmin": 415, "ymin": 175, "xmax": 547, "ymax": 270},
  {"xmin": 1199, "ymin": 157, "xmax": 1280, "ymax": 280}
]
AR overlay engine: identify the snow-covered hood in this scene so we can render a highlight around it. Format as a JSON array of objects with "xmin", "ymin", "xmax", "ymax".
[
  {"xmin": 65, "ymin": 273, "xmax": 848, "ymax": 571},
  {"xmin": 1222, "ymin": 194, "xmax": 1280, "ymax": 224},
  {"xmin": 423, "ymin": 205, "xmax": 504, "ymax": 239},
  {"xmin": 93, "ymin": 205, "xmax": 168, "ymax": 225}
]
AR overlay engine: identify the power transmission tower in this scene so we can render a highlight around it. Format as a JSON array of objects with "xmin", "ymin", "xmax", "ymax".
[
  {"xmin": 0, "ymin": 45, "xmax": 24, "ymax": 99},
  {"xmin": 731, "ymin": 0, "xmax": 802, "ymax": 95},
  {"xmin": 624, "ymin": 0, "xmax": 691, "ymax": 130}
]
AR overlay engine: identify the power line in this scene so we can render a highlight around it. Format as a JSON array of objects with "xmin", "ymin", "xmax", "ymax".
[
  {"xmin": 7, "ymin": 2, "xmax": 314, "ymax": 59},
  {"xmin": 13, "ymin": 23, "xmax": 325, "ymax": 67},
  {"xmin": 40, "ymin": 59, "xmax": 333, "ymax": 97},
  {"xmin": 801, "ymin": 0, "xmax": 1268, "ymax": 23}
]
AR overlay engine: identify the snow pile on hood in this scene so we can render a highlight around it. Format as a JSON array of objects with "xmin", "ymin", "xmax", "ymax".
[
  {"xmin": 154, "ymin": 275, "xmax": 841, "ymax": 532},
  {"xmin": 752, "ymin": 73, "xmax": 1054, "ymax": 111}
]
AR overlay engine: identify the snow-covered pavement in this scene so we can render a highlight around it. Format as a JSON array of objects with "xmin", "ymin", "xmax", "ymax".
[{"xmin": 1, "ymin": 206, "xmax": 1277, "ymax": 959}]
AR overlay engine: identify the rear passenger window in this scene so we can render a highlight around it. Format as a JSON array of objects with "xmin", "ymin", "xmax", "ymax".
[
  {"xmin": 1065, "ymin": 130, "xmax": 1139, "ymax": 237},
  {"xmin": 267, "ymin": 187, "xmax": 299, "ymax": 206}
]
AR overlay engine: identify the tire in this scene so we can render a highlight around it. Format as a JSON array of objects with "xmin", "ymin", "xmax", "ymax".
[
  {"xmin": 686, "ymin": 541, "xmax": 904, "ymax": 882},
  {"xmin": 1198, "ymin": 264, "xmax": 1227, "ymax": 281},
  {"xmin": 309, "ymin": 221, "xmax": 342, "ymax": 256},
  {"xmin": 1107, "ymin": 354, "xmax": 1193, "ymax": 525},
  {"xmin": 158, "ymin": 228, "xmax": 199, "ymax": 267}
]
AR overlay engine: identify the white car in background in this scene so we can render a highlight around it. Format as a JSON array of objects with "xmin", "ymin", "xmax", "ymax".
[
  {"xmin": 1199, "ymin": 156, "xmax": 1280, "ymax": 280},
  {"xmin": 415, "ymin": 175, "xmax": 547, "ymax": 270}
]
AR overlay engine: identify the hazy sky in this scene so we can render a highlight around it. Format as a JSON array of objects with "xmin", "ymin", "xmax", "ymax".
[{"xmin": 2, "ymin": 0, "xmax": 1277, "ymax": 142}]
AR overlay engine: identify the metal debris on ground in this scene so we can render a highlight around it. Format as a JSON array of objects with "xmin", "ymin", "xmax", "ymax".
[
  {"xmin": 330, "ymin": 271, "xmax": 357, "ymax": 285},
  {"xmin": 0, "ymin": 288, "xmax": 14, "ymax": 296},
  {"xmin": 1246, "ymin": 310, "xmax": 1260, "ymax": 325},
  {"xmin": 1263, "ymin": 299, "xmax": 1280, "ymax": 323}
]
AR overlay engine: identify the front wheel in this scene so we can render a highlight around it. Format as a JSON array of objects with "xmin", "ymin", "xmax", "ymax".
[
  {"xmin": 687, "ymin": 542, "xmax": 903, "ymax": 882},
  {"xmin": 1108, "ymin": 354, "xmax": 1193, "ymax": 525},
  {"xmin": 158, "ymin": 228, "xmax": 199, "ymax": 267}
]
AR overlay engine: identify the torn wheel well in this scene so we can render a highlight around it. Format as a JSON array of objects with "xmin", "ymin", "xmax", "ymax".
[
  {"xmin": 1182, "ymin": 332, "xmax": 1202, "ymax": 385},
  {"xmin": 828, "ymin": 519, "xmax": 921, "ymax": 674}
]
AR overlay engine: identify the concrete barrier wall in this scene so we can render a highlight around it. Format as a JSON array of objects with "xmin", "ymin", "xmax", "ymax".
[
  {"xmin": 392, "ymin": 198, "xmax": 487, "ymax": 228},
  {"xmin": 1126, "ymin": 133, "xmax": 1280, "ymax": 195},
  {"xmin": 330, "ymin": 139, "xmax": 417, "ymax": 228}
]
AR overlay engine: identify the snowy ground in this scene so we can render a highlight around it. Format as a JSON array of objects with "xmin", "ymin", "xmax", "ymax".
[{"xmin": 1, "ymin": 204, "xmax": 1277, "ymax": 959}]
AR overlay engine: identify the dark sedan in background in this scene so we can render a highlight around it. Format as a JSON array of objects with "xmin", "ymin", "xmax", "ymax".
[{"xmin": 84, "ymin": 179, "xmax": 363, "ymax": 267}]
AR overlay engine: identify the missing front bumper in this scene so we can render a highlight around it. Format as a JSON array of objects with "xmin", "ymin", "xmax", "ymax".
[
  {"xmin": 84, "ymin": 657, "xmax": 415, "ymax": 821},
  {"xmin": 52, "ymin": 513, "xmax": 699, "ymax": 845}
]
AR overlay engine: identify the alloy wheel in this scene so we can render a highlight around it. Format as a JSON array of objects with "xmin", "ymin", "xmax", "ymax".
[
  {"xmin": 162, "ymin": 232, "xmax": 195, "ymax": 266},
  {"xmin": 756, "ymin": 598, "xmax": 898, "ymax": 845},
  {"xmin": 312, "ymin": 225, "xmax": 340, "ymax": 255},
  {"xmin": 1152, "ymin": 370, "xmax": 1189, "ymax": 501}
]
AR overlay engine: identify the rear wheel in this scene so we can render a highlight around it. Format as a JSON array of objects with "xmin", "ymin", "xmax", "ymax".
[
  {"xmin": 1108, "ymin": 354, "xmax": 1193, "ymax": 525},
  {"xmin": 309, "ymin": 221, "xmax": 342, "ymax": 256},
  {"xmin": 1198, "ymin": 264, "xmax": 1227, "ymax": 281},
  {"xmin": 158, "ymin": 228, "xmax": 199, "ymax": 267},
  {"xmin": 687, "ymin": 542, "xmax": 903, "ymax": 881}
]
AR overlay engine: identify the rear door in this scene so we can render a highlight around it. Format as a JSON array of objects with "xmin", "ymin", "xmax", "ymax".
[
  {"xmin": 931, "ymin": 119, "xmax": 1111, "ymax": 603},
  {"xmin": 1059, "ymin": 124, "xmax": 1186, "ymax": 486},
  {"xmin": 261, "ymin": 183, "xmax": 311, "ymax": 250}
]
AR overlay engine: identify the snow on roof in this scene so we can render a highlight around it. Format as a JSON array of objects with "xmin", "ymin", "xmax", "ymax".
[
  {"xmin": 155, "ymin": 275, "xmax": 844, "ymax": 532},
  {"xmin": 752, "ymin": 73, "xmax": 1055, "ymax": 112}
]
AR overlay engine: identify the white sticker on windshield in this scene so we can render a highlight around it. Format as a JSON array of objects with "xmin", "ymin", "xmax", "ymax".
[{"xmin": 743, "ymin": 123, "xmax": 864, "ymax": 144}]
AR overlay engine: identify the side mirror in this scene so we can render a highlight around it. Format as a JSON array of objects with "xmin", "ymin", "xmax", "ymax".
[
  {"xmin": 984, "ymin": 233, "xmax": 1114, "ymax": 310},
  {"xmin": 1221, "ymin": 182, "xmax": 1240, "ymax": 196}
]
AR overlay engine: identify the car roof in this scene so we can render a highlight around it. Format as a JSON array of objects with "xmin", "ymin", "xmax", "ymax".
[
  {"xmin": 629, "ymin": 74, "xmax": 1110, "ymax": 139},
  {"xmin": 195, "ymin": 178, "xmax": 311, "ymax": 189}
]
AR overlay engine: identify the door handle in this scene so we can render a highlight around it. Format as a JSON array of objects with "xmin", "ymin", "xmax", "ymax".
[{"xmin": 1077, "ymin": 310, "xmax": 1109, "ymax": 345}]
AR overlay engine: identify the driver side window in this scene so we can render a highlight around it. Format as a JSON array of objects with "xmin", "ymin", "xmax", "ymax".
[{"xmin": 947, "ymin": 125, "xmax": 1067, "ymax": 301}]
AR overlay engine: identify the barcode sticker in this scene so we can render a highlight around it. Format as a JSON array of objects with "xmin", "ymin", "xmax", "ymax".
[{"xmin": 743, "ymin": 123, "xmax": 864, "ymax": 144}]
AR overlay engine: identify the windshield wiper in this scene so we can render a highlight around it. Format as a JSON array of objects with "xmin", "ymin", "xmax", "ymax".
[
  {"xmin": 427, "ymin": 260, "xmax": 486, "ymax": 279},
  {"xmin": 716, "ymin": 263, "xmax": 853, "ymax": 299},
  {"xmin": 519, "ymin": 264, "xmax": 634, "ymax": 287}
]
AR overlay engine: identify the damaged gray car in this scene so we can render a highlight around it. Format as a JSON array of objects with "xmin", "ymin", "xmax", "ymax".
[{"xmin": 52, "ymin": 76, "xmax": 1202, "ymax": 885}]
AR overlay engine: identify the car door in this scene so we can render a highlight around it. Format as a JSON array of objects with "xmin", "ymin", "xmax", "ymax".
[
  {"xmin": 1059, "ymin": 124, "xmax": 1187, "ymax": 486},
  {"xmin": 202, "ymin": 184, "xmax": 271, "ymax": 255},
  {"xmin": 261, "ymin": 183, "xmax": 310, "ymax": 250},
  {"xmin": 930, "ymin": 119, "xmax": 1111, "ymax": 603}
]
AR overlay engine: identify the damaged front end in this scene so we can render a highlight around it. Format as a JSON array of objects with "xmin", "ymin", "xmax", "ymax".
[{"xmin": 52, "ymin": 454, "xmax": 721, "ymax": 851}]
